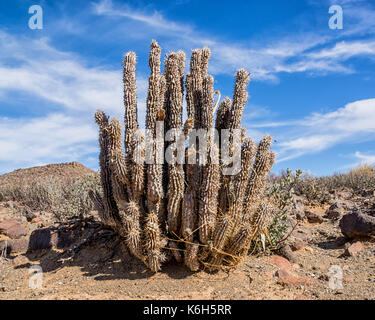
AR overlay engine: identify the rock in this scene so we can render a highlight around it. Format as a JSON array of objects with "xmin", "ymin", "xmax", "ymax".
[
  {"xmin": 345, "ymin": 241, "xmax": 364, "ymax": 257},
  {"xmin": 0, "ymin": 238, "xmax": 29, "ymax": 254},
  {"xmin": 296, "ymin": 210, "xmax": 305, "ymax": 221},
  {"xmin": 269, "ymin": 255, "xmax": 293, "ymax": 272},
  {"xmin": 290, "ymin": 237, "xmax": 306, "ymax": 251},
  {"xmin": 0, "ymin": 218, "xmax": 27, "ymax": 239},
  {"xmin": 305, "ymin": 211, "xmax": 324, "ymax": 223},
  {"xmin": 339, "ymin": 211, "xmax": 375, "ymax": 238},
  {"xmin": 12, "ymin": 255, "xmax": 29, "ymax": 265},
  {"xmin": 275, "ymin": 269, "xmax": 289, "ymax": 280},
  {"xmin": 304, "ymin": 246, "xmax": 314, "ymax": 254},
  {"xmin": 28, "ymin": 227, "xmax": 82, "ymax": 250},
  {"xmin": 31, "ymin": 216, "xmax": 42, "ymax": 224},
  {"xmin": 22, "ymin": 208, "xmax": 36, "ymax": 222},
  {"xmin": 317, "ymin": 228, "xmax": 330, "ymax": 237},
  {"xmin": 325, "ymin": 202, "xmax": 346, "ymax": 220},
  {"xmin": 277, "ymin": 274, "xmax": 316, "ymax": 287},
  {"xmin": 292, "ymin": 228, "xmax": 311, "ymax": 242},
  {"xmin": 28, "ymin": 227, "xmax": 58, "ymax": 250},
  {"xmin": 278, "ymin": 244, "xmax": 297, "ymax": 263}
]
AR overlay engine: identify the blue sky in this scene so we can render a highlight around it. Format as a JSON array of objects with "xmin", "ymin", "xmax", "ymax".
[{"xmin": 0, "ymin": 0, "xmax": 375, "ymax": 176}]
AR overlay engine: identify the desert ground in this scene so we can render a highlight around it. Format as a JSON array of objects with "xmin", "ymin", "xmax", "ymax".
[{"xmin": 0, "ymin": 162, "xmax": 375, "ymax": 300}]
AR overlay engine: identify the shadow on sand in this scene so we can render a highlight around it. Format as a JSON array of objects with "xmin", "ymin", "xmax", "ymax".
[{"xmin": 12, "ymin": 218, "xmax": 198, "ymax": 281}]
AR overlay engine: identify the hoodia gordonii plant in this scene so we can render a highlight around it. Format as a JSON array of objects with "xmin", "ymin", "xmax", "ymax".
[{"xmin": 90, "ymin": 40, "xmax": 275, "ymax": 273}]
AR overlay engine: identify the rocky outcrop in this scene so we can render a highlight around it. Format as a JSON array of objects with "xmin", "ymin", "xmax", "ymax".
[{"xmin": 339, "ymin": 211, "xmax": 375, "ymax": 238}]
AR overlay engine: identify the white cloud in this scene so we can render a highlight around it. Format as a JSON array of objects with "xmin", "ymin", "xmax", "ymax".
[
  {"xmin": 0, "ymin": 114, "xmax": 97, "ymax": 173},
  {"xmin": 0, "ymin": 30, "xmax": 148, "ymax": 173},
  {"xmin": 339, "ymin": 151, "xmax": 375, "ymax": 171},
  {"xmin": 92, "ymin": 0, "xmax": 375, "ymax": 81},
  {"xmin": 93, "ymin": 0, "xmax": 192, "ymax": 34},
  {"xmin": 305, "ymin": 98, "xmax": 375, "ymax": 133},
  {"xmin": 353, "ymin": 151, "xmax": 375, "ymax": 165},
  {"xmin": 261, "ymin": 98, "xmax": 375, "ymax": 162},
  {"xmin": 0, "ymin": 31, "xmax": 147, "ymax": 115},
  {"xmin": 308, "ymin": 40, "xmax": 375, "ymax": 60}
]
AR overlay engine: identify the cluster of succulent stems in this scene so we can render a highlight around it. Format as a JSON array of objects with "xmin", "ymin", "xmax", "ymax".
[{"xmin": 90, "ymin": 40, "xmax": 275, "ymax": 273}]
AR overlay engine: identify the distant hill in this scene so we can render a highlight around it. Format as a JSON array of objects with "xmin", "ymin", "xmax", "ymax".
[{"xmin": 0, "ymin": 162, "xmax": 97, "ymax": 185}]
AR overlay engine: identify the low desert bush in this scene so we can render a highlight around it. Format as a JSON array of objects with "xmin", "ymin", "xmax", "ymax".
[
  {"xmin": 0, "ymin": 173, "xmax": 101, "ymax": 222},
  {"xmin": 343, "ymin": 165, "xmax": 375, "ymax": 194},
  {"xmin": 250, "ymin": 169, "xmax": 302, "ymax": 253},
  {"xmin": 294, "ymin": 174, "xmax": 331, "ymax": 204},
  {"xmin": 289, "ymin": 164, "xmax": 375, "ymax": 204}
]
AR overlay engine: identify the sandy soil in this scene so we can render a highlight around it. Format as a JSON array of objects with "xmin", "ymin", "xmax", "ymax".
[{"xmin": 1, "ymin": 204, "xmax": 374, "ymax": 300}]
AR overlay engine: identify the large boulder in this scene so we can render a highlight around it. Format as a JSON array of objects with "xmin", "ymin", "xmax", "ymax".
[
  {"xmin": 339, "ymin": 211, "xmax": 375, "ymax": 238},
  {"xmin": 28, "ymin": 227, "xmax": 82, "ymax": 250}
]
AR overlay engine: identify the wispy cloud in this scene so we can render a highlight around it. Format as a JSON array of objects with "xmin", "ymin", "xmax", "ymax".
[
  {"xmin": 0, "ymin": 31, "xmax": 134, "ymax": 115},
  {"xmin": 93, "ymin": 0, "xmax": 192, "ymax": 34},
  {"xmin": 0, "ymin": 114, "xmax": 97, "ymax": 173},
  {"xmin": 259, "ymin": 98, "xmax": 375, "ymax": 162},
  {"xmin": 308, "ymin": 40, "xmax": 375, "ymax": 60},
  {"xmin": 0, "ymin": 30, "xmax": 148, "ymax": 173},
  {"xmin": 339, "ymin": 151, "xmax": 375, "ymax": 171},
  {"xmin": 353, "ymin": 151, "xmax": 375, "ymax": 165},
  {"xmin": 92, "ymin": 0, "xmax": 375, "ymax": 81}
]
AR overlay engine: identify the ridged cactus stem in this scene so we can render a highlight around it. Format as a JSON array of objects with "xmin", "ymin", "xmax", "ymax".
[
  {"xmin": 165, "ymin": 52, "xmax": 185, "ymax": 236},
  {"xmin": 224, "ymin": 201, "xmax": 276, "ymax": 267},
  {"xmin": 144, "ymin": 211, "xmax": 164, "ymax": 272},
  {"xmin": 229, "ymin": 138, "xmax": 257, "ymax": 235},
  {"xmin": 229, "ymin": 69, "xmax": 250, "ymax": 130},
  {"xmin": 145, "ymin": 40, "xmax": 165, "ymax": 226},
  {"xmin": 198, "ymin": 73, "xmax": 219, "ymax": 244},
  {"xmin": 182, "ymin": 147, "xmax": 199, "ymax": 270},
  {"xmin": 107, "ymin": 118, "xmax": 129, "ymax": 201},
  {"xmin": 205, "ymin": 138, "xmax": 257, "ymax": 268},
  {"xmin": 189, "ymin": 49, "xmax": 203, "ymax": 129},
  {"xmin": 243, "ymin": 135, "xmax": 275, "ymax": 223},
  {"xmin": 215, "ymin": 97, "xmax": 231, "ymax": 131},
  {"xmin": 121, "ymin": 201, "xmax": 145, "ymax": 262},
  {"xmin": 198, "ymin": 144, "xmax": 220, "ymax": 244},
  {"xmin": 94, "ymin": 110, "xmax": 120, "ymax": 227},
  {"xmin": 219, "ymin": 69, "xmax": 250, "ymax": 218},
  {"xmin": 123, "ymin": 52, "xmax": 139, "ymax": 181}
]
